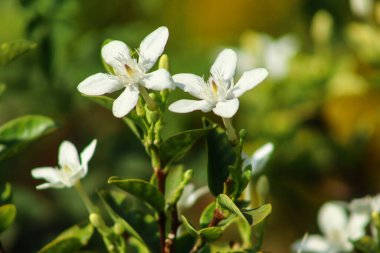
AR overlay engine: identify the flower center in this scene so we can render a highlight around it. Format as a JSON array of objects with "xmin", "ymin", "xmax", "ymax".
[{"xmin": 113, "ymin": 57, "xmax": 144, "ymax": 87}]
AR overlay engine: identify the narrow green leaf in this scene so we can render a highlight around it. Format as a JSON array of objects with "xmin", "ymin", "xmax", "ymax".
[
  {"xmin": 180, "ymin": 215, "xmax": 198, "ymax": 238},
  {"xmin": 160, "ymin": 128, "xmax": 211, "ymax": 166},
  {"xmin": 217, "ymin": 194, "xmax": 248, "ymax": 226},
  {"xmin": 244, "ymin": 204, "xmax": 272, "ymax": 226},
  {"xmin": 38, "ymin": 224, "xmax": 94, "ymax": 253},
  {"xmin": 203, "ymin": 118, "xmax": 235, "ymax": 196},
  {"xmin": 0, "ymin": 115, "xmax": 56, "ymax": 161},
  {"xmin": 108, "ymin": 177, "xmax": 165, "ymax": 212},
  {"xmin": 198, "ymin": 227, "xmax": 224, "ymax": 242},
  {"xmin": 199, "ymin": 202, "xmax": 215, "ymax": 228},
  {"xmin": 165, "ymin": 167, "xmax": 193, "ymax": 206},
  {"xmin": 0, "ymin": 40, "xmax": 37, "ymax": 65},
  {"xmin": 0, "ymin": 204, "xmax": 16, "ymax": 233}
]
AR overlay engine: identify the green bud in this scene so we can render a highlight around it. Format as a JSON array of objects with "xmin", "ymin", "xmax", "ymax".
[
  {"xmin": 136, "ymin": 99, "xmax": 146, "ymax": 117},
  {"xmin": 89, "ymin": 213, "xmax": 107, "ymax": 231},
  {"xmin": 256, "ymin": 175, "xmax": 270, "ymax": 206},
  {"xmin": 239, "ymin": 129, "xmax": 247, "ymax": 139},
  {"xmin": 146, "ymin": 110, "xmax": 160, "ymax": 124},
  {"xmin": 184, "ymin": 169, "xmax": 193, "ymax": 181},
  {"xmin": 158, "ymin": 54, "xmax": 170, "ymax": 71},
  {"xmin": 310, "ymin": 10, "xmax": 333, "ymax": 46},
  {"xmin": 113, "ymin": 222, "xmax": 125, "ymax": 235}
]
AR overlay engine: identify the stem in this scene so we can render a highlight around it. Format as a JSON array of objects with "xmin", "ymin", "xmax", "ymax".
[
  {"xmin": 166, "ymin": 206, "xmax": 180, "ymax": 253},
  {"xmin": 140, "ymin": 86, "xmax": 157, "ymax": 111},
  {"xmin": 189, "ymin": 238, "xmax": 204, "ymax": 253},
  {"xmin": 74, "ymin": 180, "xmax": 96, "ymax": 214},
  {"xmin": 222, "ymin": 117, "xmax": 238, "ymax": 145},
  {"xmin": 154, "ymin": 166, "xmax": 169, "ymax": 253}
]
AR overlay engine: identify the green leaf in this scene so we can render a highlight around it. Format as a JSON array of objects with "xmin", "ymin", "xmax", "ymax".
[
  {"xmin": 217, "ymin": 194, "xmax": 248, "ymax": 226},
  {"xmin": 0, "ymin": 115, "xmax": 57, "ymax": 161},
  {"xmin": 160, "ymin": 128, "xmax": 211, "ymax": 166},
  {"xmin": 165, "ymin": 167, "xmax": 193, "ymax": 206},
  {"xmin": 353, "ymin": 236, "xmax": 377, "ymax": 253},
  {"xmin": 38, "ymin": 224, "xmax": 94, "ymax": 253},
  {"xmin": 203, "ymin": 118, "xmax": 235, "ymax": 196},
  {"xmin": 0, "ymin": 182, "xmax": 12, "ymax": 205},
  {"xmin": 243, "ymin": 204, "xmax": 272, "ymax": 226},
  {"xmin": 0, "ymin": 40, "xmax": 37, "ymax": 65},
  {"xmin": 180, "ymin": 215, "xmax": 198, "ymax": 238},
  {"xmin": 198, "ymin": 226, "xmax": 224, "ymax": 242},
  {"xmin": 0, "ymin": 204, "xmax": 16, "ymax": 233},
  {"xmin": 199, "ymin": 202, "xmax": 215, "ymax": 228},
  {"xmin": 108, "ymin": 177, "xmax": 165, "ymax": 212}
]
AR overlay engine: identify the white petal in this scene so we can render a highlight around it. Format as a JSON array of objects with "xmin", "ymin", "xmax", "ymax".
[
  {"xmin": 59, "ymin": 141, "xmax": 80, "ymax": 168},
  {"xmin": 169, "ymin": 99, "xmax": 213, "ymax": 114},
  {"xmin": 31, "ymin": 167, "xmax": 60, "ymax": 182},
  {"xmin": 101, "ymin": 40, "xmax": 130, "ymax": 67},
  {"xmin": 292, "ymin": 235, "xmax": 332, "ymax": 253},
  {"xmin": 318, "ymin": 202, "xmax": 347, "ymax": 238},
  {"xmin": 139, "ymin": 26, "xmax": 169, "ymax": 70},
  {"xmin": 80, "ymin": 139, "xmax": 97, "ymax": 176},
  {"xmin": 347, "ymin": 213, "xmax": 369, "ymax": 239},
  {"xmin": 178, "ymin": 184, "xmax": 208, "ymax": 211},
  {"xmin": 173, "ymin": 73, "xmax": 205, "ymax": 99},
  {"xmin": 251, "ymin": 143, "xmax": 274, "ymax": 175},
  {"xmin": 212, "ymin": 98, "xmax": 239, "ymax": 118},
  {"xmin": 77, "ymin": 73, "xmax": 123, "ymax": 96},
  {"xmin": 112, "ymin": 87, "xmax": 139, "ymax": 118},
  {"xmin": 36, "ymin": 182, "xmax": 65, "ymax": 190},
  {"xmin": 141, "ymin": 69, "xmax": 173, "ymax": 91},
  {"xmin": 231, "ymin": 68, "xmax": 268, "ymax": 98},
  {"xmin": 211, "ymin": 49, "xmax": 237, "ymax": 81}
]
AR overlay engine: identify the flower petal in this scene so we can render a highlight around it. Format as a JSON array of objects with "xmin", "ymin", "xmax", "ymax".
[
  {"xmin": 212, "ymin": 98, "xmax": 239, "ymax": 118},
  {"xmin": 211, "ymin": 49, "xmax": 237, "ymax": 81},
  {"xmin": 251, "ymin": 143, "xmax": 274, "ymax": 175},
  {"xmin": 139, "ymin": 26, "xmax": 169, "ymax": 70},
  {"xmin": 173, "ymin": 73, "xmax": 205, "ymax": 99},
  {"xmin": 231, "ymin": 68, "xmax": 268, "ymax": 98},
  {"xmin": 318, "ymin": 202, "xmax": 348, "ymax": 238},
  {"xmin": 112, "ymin": 86, "xmax": 139, "ymax": 118},
  {"xmin": 31, "ymin": 167, "xmax": 60, "ymax": 182},
  {"xmin": 347, "ymin": 213, "xmax": 369, "ymax": 239},
  {"xmin": 101, "ymin": 40, "xmax": 130, "ymax": 67},
  {"xmin": 80, "ymin": 139, "xmax": 97, "ymax": 176},
  {"xmin": 36, "ymin": 182, "xmax": 65, "ymax": 190},
  {"xmin": 77, "ymin": 73, "xmax": 123, "ymax": 96},
  {"xmin": 292, "ymin": 235, "xmax": 332, "ymax": 253},
  {"xmin": 141, "ymin": 69, "xmax": 173, "ymax": 91},
  {"xmin": 169, "ymin": 99, "xmax": 213, "ymax": 114},
  {"xmin": 59, "ymin": 141, "xmax": 80, "ymax": 168}
]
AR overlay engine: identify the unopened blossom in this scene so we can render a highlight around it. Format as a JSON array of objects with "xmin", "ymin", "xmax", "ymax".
[
  {"xmin": 169, "ymin": 49, "xmax": 268, "ymax": 118},
  {"xmin": 31, "ymin": 140, "xmax": 97, "ymax": 189},
  {"xmin": 78, "ymin": 26, "xmax": 173, "ymax": 118},
  {"xmin": 242, "ymin": 142, "xmax": 274, "ymax": 175},
  {"xmin": 292, "ymin": 202, "xmax": 369, "ymax": 253}
]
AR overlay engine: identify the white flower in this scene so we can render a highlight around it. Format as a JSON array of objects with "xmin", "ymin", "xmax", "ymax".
[
  {"xmin": 292, "ymin": 202, "xmax": 369, "ymax": 253},
  {"xmin": 242, "ymin": 142, "xmax": 274, "ymax": 175},
  {"xmin": 168, "ymin": 49, "xmax": 268, "ymax": 118},
  {"xmin": 349, "ymin": 194, "xmax": 380, "ymax": 214},
  {"xmin": 350, "ymin": 0, "xmax": 374, "ymax": 18},
  {"xmin": 78, "ymin": 26, "xmax": 173, "ymax": 118},
  {"xmin": 177, "ymin": 184, "xmax": 208, "ymax": 213},
  {"xmin": 31, "ymin": 140, "xmax": 97, "ymax": 189}
]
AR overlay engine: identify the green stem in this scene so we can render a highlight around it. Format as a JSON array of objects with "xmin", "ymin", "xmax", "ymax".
[
  {"xmin": 222, "ymin": 117, "xmax": 238, "ymax": 145},
  {"xmin": 74, "ymin": 180, "xmax": 96, "ymax": 214},
  {"xmin": 140, "ymin": 86, "xmax": 157, "ymax": 111}
]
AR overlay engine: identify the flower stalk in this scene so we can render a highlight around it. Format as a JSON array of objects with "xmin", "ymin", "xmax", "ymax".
[{"xmin": 222, "ymin": 117, "xmax": 238, "ymax": 144}]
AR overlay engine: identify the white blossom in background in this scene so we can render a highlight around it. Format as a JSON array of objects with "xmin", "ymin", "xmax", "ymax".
[
  {"xmin": 350, "ymin": 0, "xmax": 374, "ymax": 18},
  {"xmin": 242, "ymin": 142, "xmax": 274, "ymax": 175},
  {"xmin": 169, "ymin": 49, "xmax": 268, "ymax": 118},
  {"xmin": 237, "ymin": 32, "xmax": 298, "ymax": 80},
  {"xmin": 78, "ymin": 26, "xmax": 173, "ymax": 118},
  {"xmin": 292, "ymin": 202, "xmax": 369, "ymax": 253},
  {"xmin": 177, "ymin": 184, "xmax": 208, "ymax": 213},
  {"xmin": 31, "ymin": 140, "xmax": 97, "ymax": 189}
]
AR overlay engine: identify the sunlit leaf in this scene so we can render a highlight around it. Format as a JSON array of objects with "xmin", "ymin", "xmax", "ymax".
[
  {"xmin": 108, "ymin": 177, "xmax": 165, "ymax": 212},
  {"xmin": 199, "ymin": 202, "xmax": 215, "ymax": 228},
  {"xmin": 0, "ymin": 204, "xmax": 16, "ymax": 233},
  {"xmin": 180, "ymin": 215, "xmax": 198, "ymax": 238},
  {"xmin": 198, "ymin": 226, "xmax": 224, "ymax": 242},
  {"xmin": 0, "ymin": 115, "xmax": 56, "ymax": 161},
  {"xmin": 0, "ymin": 40, "xmax": 37, "ymax": 65},
  {"xmin": 217, "ymin": 194, "xmax": 248, "ymax": 226},
  {"xmin": 243, "ymin": 204, "xmax": 272, "ymax": 226}
]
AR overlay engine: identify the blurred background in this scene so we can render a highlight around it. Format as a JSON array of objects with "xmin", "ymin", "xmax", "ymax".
[{"xmin": 1, "ymin": 0, "xmax": 380, "ymax": 252}]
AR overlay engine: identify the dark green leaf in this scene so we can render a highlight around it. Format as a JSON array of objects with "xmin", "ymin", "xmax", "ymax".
[
  {"xmin": 108, "ymin": 177, "xmax": 165, "ymax": 212},
  {"xmin": 165, "ymin": 167, "xmax": 193, "ymax": 206},
  {"xmin": 199, "ymin": 202, "xmax": 215, "ymax": 228},
  {"xmin": 38, "ymin": 224, "xmax": 94, "ymax": 253},
  {"xmin": 0, "ymin": 40, "xmax": 37, "ymax": 65},
  {"xmin": 243, "ymin": 204, "xmax": 272, "ymax": 226},
  {"xmin": 217, "ymin": 194, "xmax": 248, "ymax": 225},
  {"xmin": 0, "ymin": 204, "xmax": 16, "ymax": 233},
  {"xmin": 203, "ymin": 118, "xmax": 235, "ymax": 196},
  {"xmin": 0, "ymin": 115, "xmax": 57, "ymax": 161},
  {"xmin": 160, "ymin": 128, "xmax": 211, "ymax": 166}
]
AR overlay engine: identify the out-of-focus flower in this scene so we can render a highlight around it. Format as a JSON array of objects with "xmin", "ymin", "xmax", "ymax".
[
  {"xmin": 78, "ymin": 27, "xmax": 173, "ymax": 118},
  {"xmin": 292, "ymin": 202, "xmax": 369, "ymax": 253},
  {"xmin": 169, "ymin": 49, "xmax": 268, "ymax": 118},
  {"xmin": 242, "ymin": 142, "xmax": 274, "ymax": 175},
  {"xmin": 350, "ymin": 0, "xmax": 374, "ymax": 18},
  {"xmin": 237, "ymin": 31, "xmax": 298, "ymax": 80},
  {"xmin": 349, "ymin": 194, "xmax": 380, "ymax": 214},
  {"xmin": 31, "ymin": 140, "xmax": 97, "ymax": 189},
  {"xmin": 177, "ymin": 184, "xmax": 208, "ymax": 213}
]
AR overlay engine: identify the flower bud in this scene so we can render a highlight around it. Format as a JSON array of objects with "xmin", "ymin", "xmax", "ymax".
[
  {"xmin": 159, "ymin": 54, "xmax": 170, "ymax": 71},
  {"xmin": 113, "ymin": 222, "xmax": 125, "ymax": 235},
  {"xmin": 311, "ymin": 10, "xmax": 333, "ymax": 46}
]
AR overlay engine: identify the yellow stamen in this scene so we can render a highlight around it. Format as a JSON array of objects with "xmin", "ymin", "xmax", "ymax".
[
  {"xmin": 211, "ymin": 80, "xmax": 218, "ymax": 94},
  {"xmin": 124, "ymin": 64, "xmax": 134, "ymax": 76}
]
